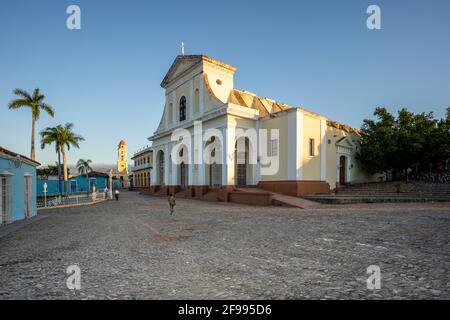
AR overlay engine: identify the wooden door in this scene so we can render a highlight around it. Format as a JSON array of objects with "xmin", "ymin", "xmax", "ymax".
[{"xmin": 339, "ymin": 156, "xmax": 346, "ymax": 185}]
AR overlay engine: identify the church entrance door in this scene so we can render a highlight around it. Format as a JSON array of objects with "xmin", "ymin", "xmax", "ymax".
[
  {"xmin": 235, "ymin": 138, "xmax": 249, "ymax": 187},
  {"xmin": 158, "ymin": 151, "xmax": 165, "ymax": 186},
  {"xmin": 180, "ymin": 162, "xmax": 187, "ymax": 189},
  {"xmin": 339, "ymin": 156, "xmax": 346, "ymax": 185}
]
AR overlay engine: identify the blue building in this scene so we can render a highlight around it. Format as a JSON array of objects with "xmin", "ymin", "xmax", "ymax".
[
  {"xmin": 0, "ymin": 146, "xmax": 40, "ymax": 225},
  {"xmin": 37, "ymin": 171, "xmax": 109, "ymax": 197}
]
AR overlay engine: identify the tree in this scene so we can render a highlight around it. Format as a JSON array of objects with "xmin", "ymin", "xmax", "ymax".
[
  {"xmin": 393, "ymin": 109, "xmax": 434, "ymax": 177},
  {"xmin": 37, "ymin": 163, "xmax": 69, "ymax": 176},
  {"xmin": 40, "ymin": 123, "xmax": 84, "ymax": 194},
  {"xmin": 8, "ymin": 88, "xmax": 55, "ymax": 160},
  {"xmin": 423, "ymin": 107, "xmax": 450, "ymax": 172},
  {"xmin": 76, "ymin": 159, "xmax": 92, "ymax": 195},
  {"xmin": 356, "ymin": 107, "xmax": 450, "ymax": 181},
  {"xmin": 356, "ymin": 107, "xmax": 396, "ymax": 176}
]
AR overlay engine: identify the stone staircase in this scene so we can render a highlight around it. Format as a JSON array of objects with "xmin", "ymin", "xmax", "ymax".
[
  {"xmin": 199, "ymin": 189, "xmax": 220, "ymax": 202},
  {"xmin": 174, "ymin": 189, "xmax": 188, "ymax": 198},
  {"xmin": 138, "ymin": 186, "xmax": 320, "ymax": 208},
  {"xmin": 304, "ymin": 182, "xmax": 450, "ymax": 204},
  {"xmin": 232, "ymin": 187, "xmax": 320, "ymax": 208}
]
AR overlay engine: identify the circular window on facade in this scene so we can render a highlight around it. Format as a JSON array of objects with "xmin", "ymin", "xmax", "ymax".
[{"xmin": 216, "ymin": 79, "xmax": 222, "ymax": 85}]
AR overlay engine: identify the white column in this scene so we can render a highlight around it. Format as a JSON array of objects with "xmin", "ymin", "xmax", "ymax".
[
  {"xmin": 188, "ymin": 135, "xmax": 194, "ymax": 186},
  {"xmin": 255, "ymin": 119, "xmax": 262, "ymax": 184},
  {"xmin": 336, "ymin": 153, "xmax": 340, "ymax": 185},
  {"xmin": 163, "ymin": 144, "xmax": 170, "ymax": 185},
  {"xmin": 189, "ymin": 79, "xmax": 194, "ymax": 120},
  {"xmin": 199, "ymin": 74, "xmax": 204, "ymax": 114},
  {"xmin": 171, "ymin": 143, "xmax": 177, "ymax": 185},
  {"xmin": 151, "ymin": 149, "xmax": 157, "ymax": 186},
  {"xmin": 172, "ymin": 89, "xmax": 177, "ymax": 125},
  {"xmin": 171, "ymin": 164, "xmax": 177, "ymax": 186},
  {"xmin": 296, "ymin": 112, "xmax": 304, "ymax": 180},
  {"xmin": 320, "ymin": 118, "xmax": 327, "ymax": 181},
  {"xmin": 197, "ymin": 135, "xmax": 206, "ymax": 186},
  {"xmin": 287, "ymin": 110, "xmax": 303, "ymax": 180},
  {"xmin": 347, "ymin": 156, "xmax": 352, "ymax": 183},
  {"xmin": 222, "ymin": 124, "xmax": 235, "ymax": 186}
]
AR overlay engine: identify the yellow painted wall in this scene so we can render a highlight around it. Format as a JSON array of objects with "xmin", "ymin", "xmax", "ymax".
[
  {"xmin": 302, "ymin": 114, "xmax": 321, "ymax": 181},
  {"xmin": 261, "ymin": 114, "xmax": 288, "ymax": 181}
]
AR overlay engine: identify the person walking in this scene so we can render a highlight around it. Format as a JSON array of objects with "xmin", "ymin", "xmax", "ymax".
[
  {"xmin": 115, "ymin": 189, "xmax": 120, "ymax": 201},
  {"xmin": 104, "ymin": 186, "xmax": 109, "ymax": 199},
  {"xmin": 168, "ymin": 194, "xmax": 176, "ymax": 215}
]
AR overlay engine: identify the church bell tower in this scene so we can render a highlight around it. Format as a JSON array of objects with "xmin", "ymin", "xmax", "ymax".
[{"xmin": 117, "ymin": 140, "xmax": 128, "ymax": 174}]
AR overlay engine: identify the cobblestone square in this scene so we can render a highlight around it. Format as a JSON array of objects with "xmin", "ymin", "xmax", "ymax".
[{"xmin": 0, "ymin": 191, "xmax": 448, "ymax": 299}]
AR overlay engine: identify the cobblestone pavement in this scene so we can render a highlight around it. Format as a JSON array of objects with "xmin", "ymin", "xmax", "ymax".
[{"xmin": 0, "ymin": 191, "xmax": 449, "ymax": 300}]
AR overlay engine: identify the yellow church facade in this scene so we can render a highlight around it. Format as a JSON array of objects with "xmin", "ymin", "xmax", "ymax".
[
  {"xmin": 131, "ymin": 146, "xmax": 153, "ymax": 188},
  {"xmin": 148, "ymin": 55, "xmax": 376, "ymax": 199}
]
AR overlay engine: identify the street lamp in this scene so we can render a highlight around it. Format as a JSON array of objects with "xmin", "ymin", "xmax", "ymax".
[
  {"xmin": 43, "ymin": 182, "xmax": 48, "ymax": 207},
  {"xmin": 108, "ymin": 169, "xmax": 113, "ymax": 200}
]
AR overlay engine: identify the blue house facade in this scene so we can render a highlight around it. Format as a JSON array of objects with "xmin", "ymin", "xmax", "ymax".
[
  {"xmin": 37, "ymin": 171, "xmax": 109, "ymax": 197},
  {"xmin": 0, "ymin": 146, "xmax": 40, "ymax": 225}
]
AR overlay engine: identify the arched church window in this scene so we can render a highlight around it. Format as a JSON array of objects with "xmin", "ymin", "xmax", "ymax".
[{"xmin": 179, "ymin": 96, "xmax": 187, "ymax": 121}]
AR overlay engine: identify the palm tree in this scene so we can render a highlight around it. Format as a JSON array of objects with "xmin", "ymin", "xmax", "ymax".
[
  {"xmin": 76, "ymin": 159, "xmax": 92, "ymax": 195},
  {"xmin": 8, "ymin": 88, "xmax": 55, "ymax": 160},
  {"xmin": 40, "ymin": 123, "xmax": 84, "ymax": 194}
]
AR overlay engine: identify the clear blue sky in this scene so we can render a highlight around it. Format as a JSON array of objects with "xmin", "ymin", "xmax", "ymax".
[{"xmin": 1, "ymin": 0, "xmax": 449, "ymax": 166}]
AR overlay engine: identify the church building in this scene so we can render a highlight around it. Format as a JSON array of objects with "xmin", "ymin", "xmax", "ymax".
[
  {"xmin": 148, "ymin": 55, "xmax": 375, "ymax": 201},
  {"xmin": 117, "ymin": 140, "xmax": 128, "ymax": 174}
]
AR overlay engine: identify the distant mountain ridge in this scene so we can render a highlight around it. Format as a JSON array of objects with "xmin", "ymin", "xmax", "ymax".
[{"xmin": 67, "ymin": 164, "xmax": 133, "ymax": 174}]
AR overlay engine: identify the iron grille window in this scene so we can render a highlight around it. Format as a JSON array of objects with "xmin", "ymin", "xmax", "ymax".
[
  {"xmin": 270, "ymin": 139, "xmax": 278, "ymax": 157},
  {"xmin": 24, "ymin": 175, "xmax": 32, "ymax": 218},
  {"xmin": 1, "ymin": 176, "xmax": 12, "ymax": 224},
  {"xmin": 309, "ymin": 138, "xmax": 315, "ymax": 156}
]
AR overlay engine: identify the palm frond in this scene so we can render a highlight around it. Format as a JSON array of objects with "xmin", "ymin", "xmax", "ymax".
[
  {"xmin": 12, "ymin": 88, "xmax": 32, "ymax": 100},
  {"xmin": 40, "ymin": 103, "xmax": 55, "ymax": 117},
  {"xmin": 64, "ymin": 123, "xmax": 74, "ymax": 131},
  {"xmin": 8, "ymin": 99, "xmax": 30, "ymax": 109},
  {"xmin": 32, "ymin": 88, "xmax": 40, "ymax": 100},
  {"xmin": 76, "ymin": 158, "xmax": 92, "ymax": 174},
  {"xmin": 40, "ymin": 124, "xmax": 84, "ymax": 154}
]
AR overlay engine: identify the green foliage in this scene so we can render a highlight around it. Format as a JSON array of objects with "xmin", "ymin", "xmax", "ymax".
[
  {"xmin": 9, "ymin": 88, "xmax": 55, "ymax": 120},
  {"xmin": 76, "ymin": 159, "xmax": 92, "ymax": 175},
  {"xmin": 40, "ymin": 123, "xmax": 85, "ymax": 194},
  {"xmin": 8, "ymin": 88, "xmax": 55, "ymax": 160},
  {"xmin": 356, "ymin": 107, "xmax": 450, "ymax": 179},
  {"xmin": 40, "ymin": 123, "xmax": 84, "ymax": 151},
  {"xmin": 37, "ymin": 163, "xmax": 68, "ymax": 176}
]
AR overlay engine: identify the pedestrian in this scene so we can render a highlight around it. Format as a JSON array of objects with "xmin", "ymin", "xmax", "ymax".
[
  {"xmin": 104, "ymin": 186, "xmax": 109, "ymax": 199},
  {"xmin": 115, "ymin": 189, "xmax": 120, "ymax": 201},
  {"xmin": 168, "ymin": 193, "xmax": 176, "ymax": 215}
]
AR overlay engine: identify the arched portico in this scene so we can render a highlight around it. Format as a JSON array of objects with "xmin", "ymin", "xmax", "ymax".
[
  {"xmin": 156, "ymin": 150, "xmax": 165, "ymax": 186},
  {"xmin": 175, "ymin": 144, "xmax": 189, "ymax": 189},
  {"xmin": 204, "ymin": 136, "xmax": 222, "ymax": 189},
  {"xmin": 234, "ymin": 136, "xmax": 256, "ymax": 187}
]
